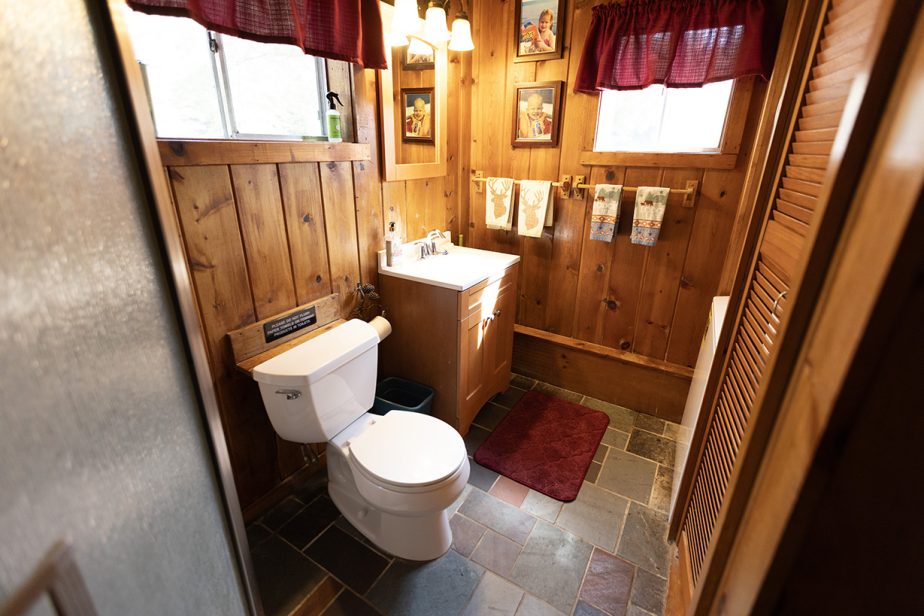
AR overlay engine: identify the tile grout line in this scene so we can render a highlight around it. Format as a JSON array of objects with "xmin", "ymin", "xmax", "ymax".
[
  {"xmin": 570, "ymin": 544, "xmax": 598, "ymax": 616},
  {"xmin": 631, "ymin": 424, "xmax": 678, "ymax": 443}
]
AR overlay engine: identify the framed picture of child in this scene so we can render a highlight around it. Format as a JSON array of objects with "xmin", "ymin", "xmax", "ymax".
[
  {"xmin": 512, "ymin": 81, "xmax": 562, "ymax": 148},
  {"xmin": 514, "ymin": 0, "xmax": 564, "ymax": 62},
  {"xmin": 401, "ymin": 88, "xmax": 435, "ymax": 144}
]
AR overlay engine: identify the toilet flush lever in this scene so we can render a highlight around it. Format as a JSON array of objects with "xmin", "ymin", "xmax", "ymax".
[{"xmin": 275, "ymin": 389, "xmax": 301, "ymax": 400}]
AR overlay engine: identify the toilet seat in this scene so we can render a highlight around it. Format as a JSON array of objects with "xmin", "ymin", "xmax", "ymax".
[{"xmin": 348, "ymin": 411, "xmax": 466, "ymax": 489}]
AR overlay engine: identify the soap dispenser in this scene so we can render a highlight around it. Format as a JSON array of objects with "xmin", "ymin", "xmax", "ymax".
[
  {"xmin": 385, "ymin": 221, "xmax": 402, "ymax": 266},
  {"xmin": 325, "ymin": 91, "xmax": 343, "ymax": 143}
]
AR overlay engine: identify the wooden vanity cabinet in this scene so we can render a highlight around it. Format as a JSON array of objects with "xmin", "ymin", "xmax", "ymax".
[{"xmin": 378, "ymin": 263, "xmax": 519, "ymax": 435}]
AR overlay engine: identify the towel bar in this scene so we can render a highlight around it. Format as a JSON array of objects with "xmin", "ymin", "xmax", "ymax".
[{"xmin": 471, "ymin": 172, "xmax": 698, "ymax": 207}]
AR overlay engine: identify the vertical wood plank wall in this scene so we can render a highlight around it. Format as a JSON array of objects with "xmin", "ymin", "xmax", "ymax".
[
  {"xmin": 465, "ymin": 0, "xmax": 767, "ymax": 391},
  {"xmin": 166, "ymin": 156, "xmax": 362, "ymax": 511},
  {"xmin": 159, "ymin": 57, "xmax": 465, "ymax": 512},
  {"xmin": 153, "ymin": 0, "xmax": 765, "ymax": 506}
]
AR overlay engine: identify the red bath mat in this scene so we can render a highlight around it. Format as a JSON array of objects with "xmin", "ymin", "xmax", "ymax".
[{"xmin": 474, "ymin": 391, "xmax": 609, "ymax": 501}]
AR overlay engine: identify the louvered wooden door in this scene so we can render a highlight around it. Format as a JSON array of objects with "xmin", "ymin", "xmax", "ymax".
[{"xmin": 677, "ymin": 0, "xmax": 882, "ymax": 585}]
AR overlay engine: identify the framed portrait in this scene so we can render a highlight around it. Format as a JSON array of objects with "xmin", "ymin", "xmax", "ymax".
[
  {"xmin": 401, "ymin": 87, "xmax": 435, "ymax": 144},
  {"xmin": 403, "ymin": 43, "xmax": 435, "ymax": 70},
  {"xmin": 512, "ymin": 81, "xmax": 562, "ymax": 148},
  {"xmin": 514, "ymin": 0, "xmax": 565, "ymax": 62}
]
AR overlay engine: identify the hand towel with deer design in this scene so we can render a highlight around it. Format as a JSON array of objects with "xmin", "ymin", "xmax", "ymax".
[
  {"xmin": 517, "ymin": 180, "xmax": 553, "ymax": 238},
  {"xmin": 589, "ymin": 184, "xmax": 622, "ymax": 242},
  {"xmin": 485, "ymin": 177, "xmax": 515, "ymax": 230},
  {"xmin": 630, "ymin": 186, "xmax": 670, "ymax": 246}
]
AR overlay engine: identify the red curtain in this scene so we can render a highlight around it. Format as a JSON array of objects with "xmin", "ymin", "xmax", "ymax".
[
  {"xmin": 574, "ymin": 0, "xmax": 769, "ymax": 92},
  {"xmin": 126, "ymin": 0, "xmax": 388, "ymax": 69}
]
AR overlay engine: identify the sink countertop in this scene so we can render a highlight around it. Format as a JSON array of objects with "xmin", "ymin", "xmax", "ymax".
[{"xmin": 377, "ymin": 243, "xmax": 520, "ymax": 291}]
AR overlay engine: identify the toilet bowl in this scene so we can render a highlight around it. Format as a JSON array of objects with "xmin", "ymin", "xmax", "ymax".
[
  {"xmin": 327, "ymin": 410, "xmax": 469, "ymax": 560},
  {"xmin": 252, "ymin": 318, "xmax": 469, "ymax": 561}
]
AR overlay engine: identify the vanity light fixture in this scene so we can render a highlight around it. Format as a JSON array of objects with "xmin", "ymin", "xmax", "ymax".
[
  {"xmin": 389, "ymin": 1, "xmax": 474, "ymax": 51},
  {"xmin": 393, "ymin": 0, "xmax": 421, "ymax": 33},
  {"xmin": 448, "ymin": 4, "xmax": 474, "ymax": 51},
  {"xmin": 423, "ymin": 1, "xmax": 451, "ymax": 43}
]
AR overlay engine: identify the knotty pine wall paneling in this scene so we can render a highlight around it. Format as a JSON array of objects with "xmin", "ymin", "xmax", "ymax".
[
  {"xmin": 466, "ymin": 0, "xmax": 768, "ymax": 416},
  {"xmin": 159, "ymin": 53, "xmax": 464, "ymax": 512},
  {"xmin": 166, "ymin": 153, "xmax": 370, "ymax": 511}
]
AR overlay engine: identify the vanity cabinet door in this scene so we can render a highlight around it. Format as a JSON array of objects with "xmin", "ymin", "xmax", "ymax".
[
  {"xmin": 458, "ymin": 264, "xmax": 519, "ymax": 434},
  {"xmin": 483, "ymin": 280, "xmax": 516, "ymax": 394},
  {"xmin": 459, "ymin": 308, "xmax": 487, "ymax": 434}
]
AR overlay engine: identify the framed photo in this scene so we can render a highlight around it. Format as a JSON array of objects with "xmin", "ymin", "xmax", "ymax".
[
  {"xmin": 514, "ymin": 0, "xmax": 564, "ymax": 62},
  {"xmin": 403, "ymin": 44, "xmax": 435, "ymax": 70},
  {"xmin": 512, "ymin": 81, "xmax": 563, "ymax": 148},
  {"xmin": 401, "ymin": 87, "xmax": 435, "ymax": 144}
]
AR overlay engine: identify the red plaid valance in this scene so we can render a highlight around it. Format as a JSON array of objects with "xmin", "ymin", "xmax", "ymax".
[
  {"xmin": 127, "ymin": 0, "xmax": 388, "ymax": 69},
  {"xmin": 574, "ymin": 0, "xmax": 771, "ymax": 92}
]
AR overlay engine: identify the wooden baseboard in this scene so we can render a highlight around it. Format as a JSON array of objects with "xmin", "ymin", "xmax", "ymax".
[
  {"xmin": 665, "ymin": 531, "xmax": 694, "ymax": 616},
  {"xmin": 513, "ymin": 325, "xmax": 692, "ymax": 422}
]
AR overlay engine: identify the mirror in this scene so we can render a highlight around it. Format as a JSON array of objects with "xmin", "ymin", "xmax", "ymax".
[{"xmin": 379, "ymin": 3, "xmax": 448, "ymax": 181}]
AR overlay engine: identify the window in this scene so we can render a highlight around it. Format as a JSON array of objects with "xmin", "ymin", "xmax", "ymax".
[
  {"xmin": 594, "ymin": 80, "xmax": 734, "ymax": 153},
  {"xmin": 125, "ymin": 11, "xmax": 327, "ymax": 140}
]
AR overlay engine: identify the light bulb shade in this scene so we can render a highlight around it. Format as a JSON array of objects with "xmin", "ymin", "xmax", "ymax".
[
  {"xmin": 423, "ymin": 6, "xmax": 450, "ymax": 43},
  {"xmin": 393, "ymin": 0, "xmax": 421, "ymax": 36},
  {"xmin": 407, "ymin": 36, "xmax": 433, "ymax": 57},
  {"xmin": 448, "ymin": 16, "xmax": 474, "ymax": 51}
]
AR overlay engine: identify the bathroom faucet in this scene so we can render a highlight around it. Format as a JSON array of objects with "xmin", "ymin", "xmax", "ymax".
[
  {"xmin": 426, "ymin": 229, "xmax": 449, "ymax": 255},
  {"xmin": 413, "ymin": 241, "xmax": 432, "ymax": 260}
]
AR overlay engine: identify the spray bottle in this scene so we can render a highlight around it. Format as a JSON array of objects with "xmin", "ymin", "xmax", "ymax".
[{"xmin": 325, "ymin": 91, "xmax": 343, "ymax": 143}]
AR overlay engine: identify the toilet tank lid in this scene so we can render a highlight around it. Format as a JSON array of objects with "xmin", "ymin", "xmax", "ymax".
[{"xmin": 252, "ymin": 319, "xmax": 378, "ymax": 387}]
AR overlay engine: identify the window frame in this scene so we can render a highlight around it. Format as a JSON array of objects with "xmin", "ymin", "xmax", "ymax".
[
  {"xmin": 211, "ymin": 32, "xmax": 330, "ymax": 142},
  {"xmin": 582, "ymin": 77, "xmax": 756, "ymax": 169},
  {"xmin": 131, "ymin": 14, "xmax": 330, "ymax": 142}
]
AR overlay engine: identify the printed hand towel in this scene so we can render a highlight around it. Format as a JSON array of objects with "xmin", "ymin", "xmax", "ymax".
[
  {"xmin": 486, "ymin": 177, "xmax": 515, "ymax": 230},
  {"xmin": 518, "ymin": 180, "xmax": 553, "ymax": 238},
  {"xmin": 589, "ymin": 184, "xmax": 623, "ymax": 242},
  {"xmin": 630, "ymin": 186, "xmax": 670, "ymax": 246}
]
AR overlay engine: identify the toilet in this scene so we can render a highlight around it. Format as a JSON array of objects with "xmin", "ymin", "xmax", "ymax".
[{"xmin": 252, "ymin": 318, "xmax": 470, "ymax": 561}]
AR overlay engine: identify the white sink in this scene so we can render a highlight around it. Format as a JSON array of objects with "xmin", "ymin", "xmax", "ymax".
[{"xmin": 378, "ymin": 243, "xmax": 519, "ymax": 291}]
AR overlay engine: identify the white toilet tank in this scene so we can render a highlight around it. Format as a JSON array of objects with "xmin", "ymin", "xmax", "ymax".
[{"xmin": 252, "ymin": 319, "xmax": 381, "ymax": 443}]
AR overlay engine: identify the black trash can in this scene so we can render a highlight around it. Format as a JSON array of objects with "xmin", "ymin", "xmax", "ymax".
[{"xmin": 370, "ymin": 377, "xmax": 435, "ymax": 416}]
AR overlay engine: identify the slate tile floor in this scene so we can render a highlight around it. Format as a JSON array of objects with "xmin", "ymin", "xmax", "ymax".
[{"xmin": 248, "ymin": 376, "xmax": 684, "ymax": 616}]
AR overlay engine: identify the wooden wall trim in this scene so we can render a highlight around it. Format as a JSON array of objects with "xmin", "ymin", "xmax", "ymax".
[
  {"xmin": 515, "ymin": 324, "xmax": 694, "ymax": 378},
  {"xmin": 578, "ymin": 151, "xmax": 739, "ymax": 169},
  {"xmin": 665, "ymin": 531, "xmax": 694, "ymax": 616},
  {"xmin": 513, "ymin": 326, "xmax": 692, "ymax": 421},
  {"xmin": 157, "ymin": 140, "xmax": 371, "ymax": 166}
]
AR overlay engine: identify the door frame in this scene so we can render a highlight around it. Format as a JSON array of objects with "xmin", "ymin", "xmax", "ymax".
[{"xmin": 98, "ymin": 2, "xmax": 261, "ymax": 614}]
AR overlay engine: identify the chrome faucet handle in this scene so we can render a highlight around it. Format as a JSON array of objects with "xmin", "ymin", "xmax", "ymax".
[
  {"xmin": 427, "ymin": 230, "xmax": 449, "ymax": 255},
  {"xmin": 413, "ymin": 241, "xmax": 431, "ymax": 259}
]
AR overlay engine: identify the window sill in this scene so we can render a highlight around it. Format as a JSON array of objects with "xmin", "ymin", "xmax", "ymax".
[
  {"xmin": 157, "ymin": 139, "xmax": 371, "ymax": 166},
  {"xmin": 579, "ymin": 150, "xmax": 739, "ymax": 169}
]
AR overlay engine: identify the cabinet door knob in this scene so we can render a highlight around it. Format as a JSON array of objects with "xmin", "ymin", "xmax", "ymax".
[{"xmin": 493, "ymin": 309, "xmax": 502, "ymax": 317}]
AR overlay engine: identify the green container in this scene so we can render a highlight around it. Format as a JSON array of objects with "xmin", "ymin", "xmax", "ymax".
[{"xmin": 371, "ymin": 377, "xmax": 435, "ymax": 416}]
